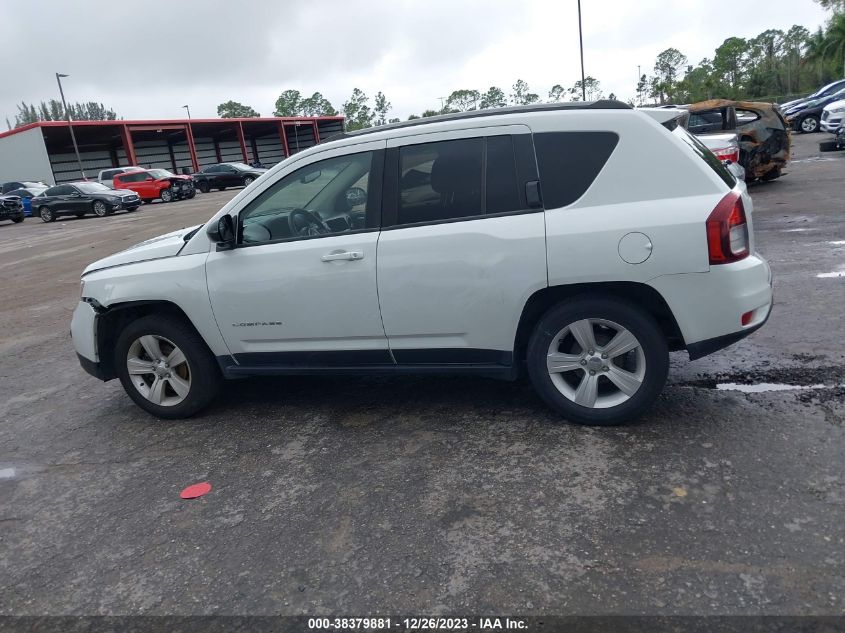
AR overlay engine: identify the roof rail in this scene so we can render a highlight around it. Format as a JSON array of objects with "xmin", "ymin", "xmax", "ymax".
[{"xmin": 335, "ymin": 99, "xmax": 632, "ymax": 139}]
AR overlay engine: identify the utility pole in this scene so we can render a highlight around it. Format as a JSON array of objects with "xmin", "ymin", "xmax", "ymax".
[
  {"xmin": 55, "ymin": 73, "xmax": 86, "ymax": 180},
  {"xmin": 577, "ymin": 0, "xmax": 586, "ymax": 101}
]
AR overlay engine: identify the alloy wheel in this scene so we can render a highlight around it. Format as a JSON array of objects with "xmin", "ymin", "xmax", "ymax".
[
  {"xmin": 93, "ymin": 201, "xmax": 107, "ymax": 217},
  {"xmin": 546, "ymin": 318, "xmax": 646, "ymax": 409},
  {"xmin": 126, "ymin": 335, "xmax": 192, "ymax": 406},
  {"xmin": 801, "ymin": 117, "xmax": 818, "ymax": 133},
  {"xmin": 161, "ymin": 189, "xmax": 173, "ymax": 202}
]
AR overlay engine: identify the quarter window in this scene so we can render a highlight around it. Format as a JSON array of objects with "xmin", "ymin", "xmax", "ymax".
[
  {"xmin": 533, "ymin": 131, "xmax": 619, "ymax": 208},
  {"xmin": 239, "ymin": 151, "xmax": 375, "ymax": 244}
]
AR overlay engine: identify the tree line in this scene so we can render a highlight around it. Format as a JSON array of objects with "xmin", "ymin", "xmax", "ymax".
[
  {"xmin": 218, "ymin": 78, "xmax": 616, "ymax": 132},
  {"xmin": 639, "ymin": 10, "xmax": 845, "ymax": 104},
  {"xmin": 8, "ymin": 100, "xmax": 118, "ymax": 128}
]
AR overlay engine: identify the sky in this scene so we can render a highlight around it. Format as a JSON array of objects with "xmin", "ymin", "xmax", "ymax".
[{"xmin": 0, "ymin": 0, "xmax": 833, "ymax": 124}]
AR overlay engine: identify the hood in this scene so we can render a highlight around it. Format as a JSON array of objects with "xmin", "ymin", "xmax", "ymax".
[
  {"xmin": 824, "ymin": 99, "xmax": 845, "ymax": 112},
  {"xmin": 112, "ymin": 188, "xmax": 139, "ymax": 198},
  {"xmin": 82, "ymin": 224, "xmax": 202, "ymax": 275}
]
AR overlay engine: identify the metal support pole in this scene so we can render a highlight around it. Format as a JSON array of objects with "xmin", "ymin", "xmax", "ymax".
[
  {"xmin": 577, "ymin": 0, "xmax": 586, "ymax": 101},
  {"xmin": 56, "ymin": 73, "xmax": 86, "ymax": 180}
]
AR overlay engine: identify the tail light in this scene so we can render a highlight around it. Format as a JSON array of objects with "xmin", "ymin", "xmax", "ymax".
[
  {"xmin": 711, "ymin": 147, "xmax": 740, "ymax": 164},
  {"xmin": 707, "ymin": 191, "xmax": 749, "ymax": 264}
]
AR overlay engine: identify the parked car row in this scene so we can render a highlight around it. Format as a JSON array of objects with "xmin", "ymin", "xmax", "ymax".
[{"xmin": 780, "ymin": 78, "xmax": 845, "ymax": 134}]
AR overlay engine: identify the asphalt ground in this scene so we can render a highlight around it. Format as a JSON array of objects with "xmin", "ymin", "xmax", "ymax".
[{"xmin": 0, "ymin": 133, "xmax": 843, "ymax": 616}]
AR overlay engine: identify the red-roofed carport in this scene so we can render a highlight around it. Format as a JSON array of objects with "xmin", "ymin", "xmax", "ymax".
[{"xmin": 0, "ymin": 116, "xmax": 344, "ymax": 185}]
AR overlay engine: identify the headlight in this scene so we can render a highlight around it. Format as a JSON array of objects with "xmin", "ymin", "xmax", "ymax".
[{"xmin": 830, "ymin": 106, "xmax": 845, "ymax": 114}]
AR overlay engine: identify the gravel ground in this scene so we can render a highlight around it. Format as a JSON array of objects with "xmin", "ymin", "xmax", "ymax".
[{"xmin": 0, "ymin": 133, "xmax": 843, "ymax": 616}]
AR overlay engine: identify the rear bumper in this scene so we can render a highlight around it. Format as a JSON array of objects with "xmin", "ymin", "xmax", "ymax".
[{"xmin": 648, "ymin": 254, "xmax": 773, "ymax": 360}]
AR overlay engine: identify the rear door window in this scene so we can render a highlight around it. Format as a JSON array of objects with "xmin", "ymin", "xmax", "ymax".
[{"xmin": 532, "ymin": 131, "xmax": 619, "ymax": 209}]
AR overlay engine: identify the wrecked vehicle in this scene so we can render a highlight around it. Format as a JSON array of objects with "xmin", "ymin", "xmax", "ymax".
[
  {"xmin": 112, "ymin": 168, "xmax": 196, "ymax": 203},
  {"xmin": 686, "ymin": 100, "xmax": 790, "ymax": 182}
]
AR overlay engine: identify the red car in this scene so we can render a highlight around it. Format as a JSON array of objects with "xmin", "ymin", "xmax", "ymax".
[{"xmin": 112, "ymin": 169, "xmax": 196, "ymax": 203}]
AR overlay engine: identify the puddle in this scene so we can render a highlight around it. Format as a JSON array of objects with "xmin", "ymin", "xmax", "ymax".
[
  {"xmin": 716, "ymin": 382, "xmax": 828, "ymax": 393},
  {"xmin": 817, "ymin": 271, "xmax": 845, "ymax": 278},
  {"xmin": 830, "ymin": 241, "xmax": 845, "ymax": 246},
  {"xmin": 0, "ymin": 468, "xmax": 16, "ymax": 479}
]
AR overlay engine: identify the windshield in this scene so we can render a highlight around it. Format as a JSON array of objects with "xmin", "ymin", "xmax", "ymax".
[
  {"xmin": 672, "ymin": 126, "xmax": 736, "ymax": 189},
  {"xmin": 75, "ymin": 182, "xmax": 111, "ymax": 194},
  {"xmin": 148, "ymin": 169, "xmax": 174, "ymax": 179}
]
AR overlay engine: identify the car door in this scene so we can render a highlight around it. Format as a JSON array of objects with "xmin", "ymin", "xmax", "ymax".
[
  {"xmin": 205, "ymin": 139, "xmax": 390, "ymax": 367},
  {"xmin": 376, "ymin": 126, "xmax": 547, "ymax": 367},
  {"xmin": 220, "ymin": 165, "xmax": 240, "ymax": 186},
  {"xmin": 65, "ymin": 185, "xmax": 88, "ymax": 212}
]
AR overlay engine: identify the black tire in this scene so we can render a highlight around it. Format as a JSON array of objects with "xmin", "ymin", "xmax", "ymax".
[
  {"xmin": 198, "ymin": 181, "xmax": 210, "ymax": 194},
  {"xmin": 243, "ymin": 176, "xmax": 254, "ymax": 186},
  {"xmin": 798, "ymin": 115, "xmax": 820, "ymax": 134},
  {"xmin": 160, "ymin": 188, "xmax": 173, "ymax": 203},
  {"xmin": 762, "ymin": 166, "xmax": 782, "ymax": 182},
  {"xmin": 526, "ymin": 296, "xmax": 669, "ymax": 426},
  {"xmin": 142, "ymin": 199, "xmax": 153, "ymax": 204},
  {"xmin": 11, "ymin": 215, "xmax": 24, "ymax": 223},
  {"xmin": 187, "ymin": 190, "xmax": 196, "ymax": 199},
  {"xmin": 819, "ymin": 140, "xmax": 840, "ymax": 152},
  {"xmin": 114, "ymin": 314, "xmax": 222, "ymax": 419},
  {"xmin": 39, "ymin": 206, "xmax": 56, "ymax": 223},
  {"xmin": 92, "ymin": 200, "xmax": 111, "ymax": 217}
]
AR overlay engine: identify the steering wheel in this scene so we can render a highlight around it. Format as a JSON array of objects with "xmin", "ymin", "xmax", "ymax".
[{"xmin": 289, "ymin": 208, "xmax": 329, "ymax": 237}]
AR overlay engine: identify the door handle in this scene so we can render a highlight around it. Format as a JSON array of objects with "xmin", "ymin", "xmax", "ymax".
[{"xmin": 321, "ymin": 251, "xmax": 364, "ymax": 262}]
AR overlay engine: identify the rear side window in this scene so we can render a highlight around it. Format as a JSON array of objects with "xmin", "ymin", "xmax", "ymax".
[
  {"xmin": 533, "ymin": 131, "xmax": 619, "ymax": 208},
  {"xmin": 672, "ymin": 127, "xmax": 735, "ymax": 189}
]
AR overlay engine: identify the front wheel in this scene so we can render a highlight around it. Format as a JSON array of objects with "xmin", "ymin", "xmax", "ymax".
[
  {"xmin": 198, "ymin": 181, "xmax": 210, "ymax": 194},
  {"xmin": 160, "ymin": 188, "xmax": 173, "ymax": 203},
  {"xmin": 93, "ymin": 200, "xmax": 110, "ymax": 217},
  {"xmin": 526, "ymin": 296, "xmax": 669, "ymax": 426},
  {"xmin": 39, "ymin": 206, "xmax": 56, "ymax": 223},
  {"xmin": 799, "ymin": 115, "xmax": 820, "ymax": 134},
  {"xmin": 243, "ymin": 176, "xmax": 254, "ymax": 186},
  {"xmin": 114, "ymin": 315, "xmax": 222, "ymax": 419}
]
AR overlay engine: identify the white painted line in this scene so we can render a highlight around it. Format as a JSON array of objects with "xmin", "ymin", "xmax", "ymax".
[
  {"xmin": 817, "ymin": 271, "xmax": 845, "ymax": 278},
  {"xmin": 0, "ymin": 468, "xmax": 16, "ymax": 479},
  {"xmin": 829, "ymin": 241, "xmax": 845, "ymax": 246},
  {"xmin": 716, "ymin": 383, "xmax": 827, "ymax": 393},
  {"xmin": 783, "ymin": 228, "xmax": 816, "ymax": 232}
]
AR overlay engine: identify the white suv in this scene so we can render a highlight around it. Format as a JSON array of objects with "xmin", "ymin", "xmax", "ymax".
[{"xmin": 71, "ymin": 102, "xmax": 773, "ymax": 425}]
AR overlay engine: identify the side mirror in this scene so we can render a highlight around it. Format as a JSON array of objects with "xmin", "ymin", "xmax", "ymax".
[
  {"xmin": 206, "ymin": 214, "xmax": 236, "ymax": 250},
  {"xmin": 146, "ymin": 177, "xmax": 154, "ymax": 182}
]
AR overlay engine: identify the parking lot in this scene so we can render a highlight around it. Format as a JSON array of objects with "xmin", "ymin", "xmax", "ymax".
[{"xmin": 0, "ymin": 132, "xmax": 843, "ymax": 615}]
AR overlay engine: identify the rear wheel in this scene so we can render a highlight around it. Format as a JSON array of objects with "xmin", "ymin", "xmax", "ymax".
[
  {"xmin": 114, "ymin": 315, "xmax": 222, "ymax": 419},
  {"xmin": 160, "ymin": 188, "xmax": 173, "ymax": 203},
  {"xmin": 526, "ymin": 296, "xmax": 669, "ymax": 426},
  {"xmin": 799, "ymin": 115, "xmax": 820, "ymax": 133},
  {"xmin": 39, "ymin": 206, "xmax": 56, "ymax": 223}
]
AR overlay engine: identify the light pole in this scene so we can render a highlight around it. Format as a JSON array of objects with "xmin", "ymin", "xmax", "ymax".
[
  {"xmin": 577, "ymin": 0, "xmax": 586, "ymax": 101},
  {"xmin": 182, "ymin": 104, "xmax": 191, "ymax": 120},
  {"xmin": 55, "ymin": 73, "xmax": 86, "ymax": 180}
]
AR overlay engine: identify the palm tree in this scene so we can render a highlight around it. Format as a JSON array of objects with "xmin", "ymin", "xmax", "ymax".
[
  {"xmin": 822, "ymin": 12, "xmax": 845, "ymax": 79},
  {"xmin": 804, "ymin": 27, "xmax": 828, "ymax": 83}
]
